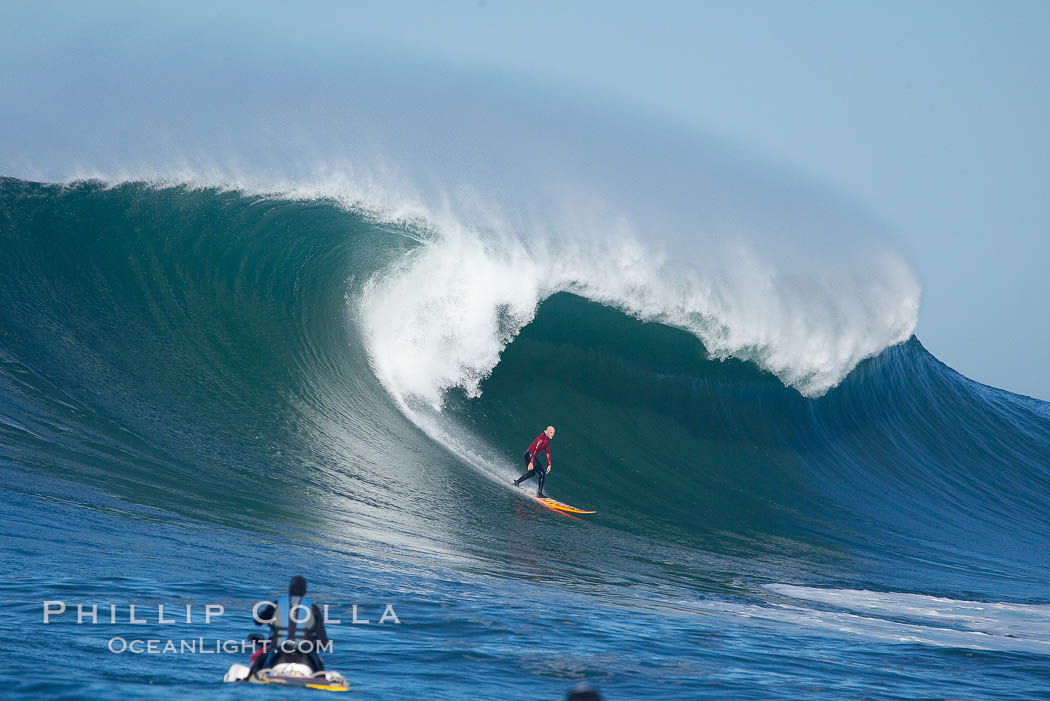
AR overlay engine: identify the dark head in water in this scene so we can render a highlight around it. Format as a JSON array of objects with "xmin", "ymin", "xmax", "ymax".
[
  {"xmin": 289, "ymin": 576, "xmax": 307, "ymax": 597},
  {"xmin": 566, "ymin": 683, "xmax": 602, "ymax": 701}
]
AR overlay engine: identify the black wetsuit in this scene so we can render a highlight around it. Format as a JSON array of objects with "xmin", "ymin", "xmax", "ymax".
[{"xmin": 514, "ymin": 450, "xmax": 549, "ymax": 495}]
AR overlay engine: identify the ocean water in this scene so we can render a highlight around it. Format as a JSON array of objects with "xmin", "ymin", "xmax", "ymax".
[{"xmin": 1, "ymin": 179, "xmax": 1048, "ymax": 699}]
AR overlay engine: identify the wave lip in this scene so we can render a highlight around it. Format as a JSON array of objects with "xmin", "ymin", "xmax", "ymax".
[{"xmin": 360, "ymin": 219, "xmax": 920, "ymax": 408}]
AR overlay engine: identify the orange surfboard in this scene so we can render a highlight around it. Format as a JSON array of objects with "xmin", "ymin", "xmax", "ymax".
[{"xmin": 534, "ymin": 496, "xmax": 596, "ymax": 514}]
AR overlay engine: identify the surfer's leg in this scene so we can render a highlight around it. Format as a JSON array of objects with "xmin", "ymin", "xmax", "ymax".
[
  {"xmin": 514, "ymin": 451, "xmax": 535, "ymax": 485},
  {"xmin": 535, "ymin": 456, "xmax": 548, "ymax": 497}
]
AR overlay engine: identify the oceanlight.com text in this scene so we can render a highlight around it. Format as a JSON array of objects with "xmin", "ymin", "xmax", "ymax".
[{"xmin": 106, "ymin": 637, "xmax": 336, "ymax": 655}]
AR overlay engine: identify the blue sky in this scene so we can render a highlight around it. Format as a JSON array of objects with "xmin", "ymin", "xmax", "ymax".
[{"xmin": 3, "ymin": 1, "xmax": 1048, "ymax": 398}]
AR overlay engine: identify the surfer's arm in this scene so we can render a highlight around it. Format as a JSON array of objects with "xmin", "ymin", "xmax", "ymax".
[{"xmin": 311, "ymin": 604, "xmax": 329, "ymax": 645}]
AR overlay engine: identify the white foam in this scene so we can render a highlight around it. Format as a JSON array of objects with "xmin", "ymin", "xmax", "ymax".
[
  {"xmin": 358, "ymin": 208, "xmax": 919, "ymax": 407},
  {"xmin": 766, "ymin": 584, "xmax": 1050, "ymax": 640},
  {"xmin": 673, "ymin": 585, "xmax": 1050, "ymax": 654}
]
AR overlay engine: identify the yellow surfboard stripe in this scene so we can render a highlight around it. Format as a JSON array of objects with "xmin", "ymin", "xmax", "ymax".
[
  {"xmin": 537, "ymin": 497, "xmax": 596, "ymax": 514},
  {"xmin": 304, "ymin": 682, "xmax": 349, "ymax": 692}
]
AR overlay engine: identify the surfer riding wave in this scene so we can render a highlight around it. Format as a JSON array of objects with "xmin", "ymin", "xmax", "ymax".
[{"xmin": 513, "ymin": 426, "xmax": 555, "ymax": 497}]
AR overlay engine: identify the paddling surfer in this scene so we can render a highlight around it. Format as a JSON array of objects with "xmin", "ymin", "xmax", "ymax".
[
  {"xmin": 251, "ymin": 576, "xmax": 329, "ymax": 676},
  {"xmin": 513, "ymin": 425, "xmax": 555, "ymax": 498}
]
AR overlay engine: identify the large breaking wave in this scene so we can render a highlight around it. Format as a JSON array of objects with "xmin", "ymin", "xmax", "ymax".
[{"xmin": 1, "ymin": 180, "xmax": 1047, "ymax": 605}]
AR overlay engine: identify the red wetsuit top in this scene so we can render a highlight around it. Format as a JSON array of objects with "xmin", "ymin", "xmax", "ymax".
[{"xmin": 527, "ymin": 432, "xmax": 551, "ymax": 464}]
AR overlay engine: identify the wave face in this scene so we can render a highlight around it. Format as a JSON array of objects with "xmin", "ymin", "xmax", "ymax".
[
  {"xmin": 2, "ymin": 180, "xmax": 1050, "ymax": 698},
  {"xmin": 442, "ymin": 291, "xmax": 1050, "ymax": 584}
]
